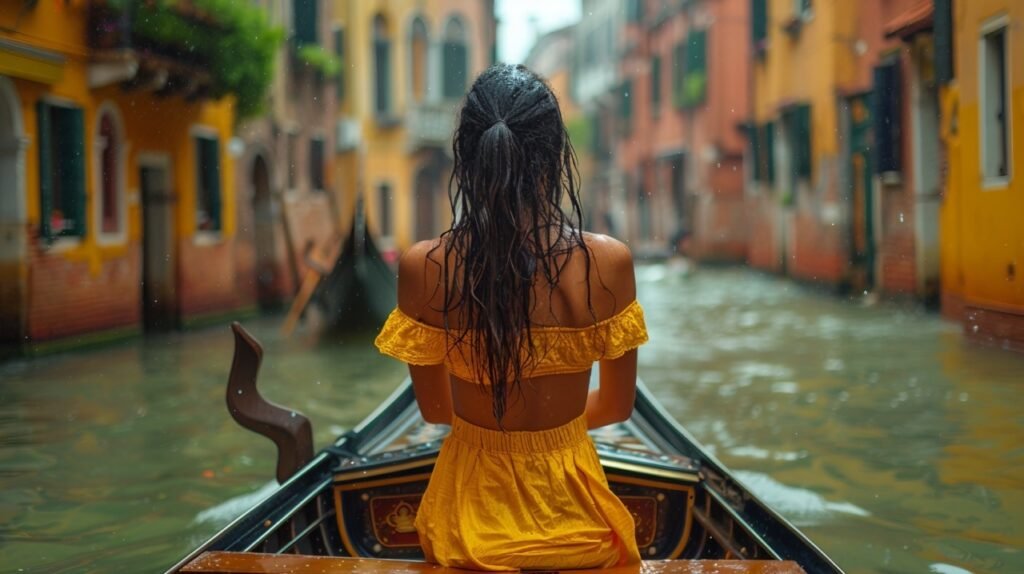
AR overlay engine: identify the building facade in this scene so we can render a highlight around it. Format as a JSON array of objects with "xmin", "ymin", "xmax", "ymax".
[
  {"xmin": 332, "ymin": 0, "xmax": 497, "ymax": 255},
  {"xmin": 0, "ymin": 3, "xmax": 246, "ymax": 353},
  {"xmin": 939, "ymin": 0, "xmax": 1024, "ymax": 350}
]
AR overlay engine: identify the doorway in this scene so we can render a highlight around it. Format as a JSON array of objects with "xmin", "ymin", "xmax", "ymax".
[
  {"xmin": 251, "ymin": 154, "xmax": 279, "ymax": 308},
  {"xmin": 139, "ymin": 157, "xmax": 178, "ymax": 330},
  {"xmin": 846, "ymin": 94, "xmax": 875, "ymax": 291}
]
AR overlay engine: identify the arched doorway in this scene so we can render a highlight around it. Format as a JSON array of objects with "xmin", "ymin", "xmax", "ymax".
[
  {"xmin": 251, "ymin": 154, "xmax": 279, "ymax": 308},
  {"xmin": 0, "ymin": 76, "xmax": 27, "ymax": 348}
]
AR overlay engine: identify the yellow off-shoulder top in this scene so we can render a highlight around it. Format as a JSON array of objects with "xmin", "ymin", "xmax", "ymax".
[{"xmin": 374, "ymin": 300, "xmax": 648, "ymax": 383}]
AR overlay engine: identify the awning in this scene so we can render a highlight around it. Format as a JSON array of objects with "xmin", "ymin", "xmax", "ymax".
[
  {"xmin": 0, "ymin": 38, "xmax": 65, "ymax": 84},
  {"xmin": 884, "ymin": 1, "xmax": 933, "ymax": 40}
]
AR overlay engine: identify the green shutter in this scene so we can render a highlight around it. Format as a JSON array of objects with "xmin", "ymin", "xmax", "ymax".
[
  {"xmin": 334, "ymin": 28, "xmax": 345, "ymax": 101},
  {"xmin": 294, "ymin": 0, "xmax": 318, "ymax": 46},
  {"xmin": 790, "ymin": 105, "xmax": 812, "ymax": 179},
  {"xmin": 36, "ymin": 101, "xmax": 52, "ymax": 240},
  {"xmin": 627, "ymin": 0, "xmax": 643, "ymax": 23},
  {"xmin": 443, "ymin": 42, "xmax": 468, "ymax": 99},
  {"xmin": 62, "ymin": 106, "xmax": 86, "ymax": 237},
  {"xmin": 764, "ymin": 121, "xmax": 776, "ymax": 183},
  {"xmin": 651, "ymin": 56, "xmax": 662, "ymax": 110},
  {"xmin": 619, "ymin": 80, "xmax": 633, "ymax": 134},
  {"xmin": 751, "ymin": 0, "xmax": 767, "ymax": 46},
  {"xmin": 198, "ymin": 137, "xmax": 221, "ymax": 231},
  {"xmin": 375, "ymin": 40, "xmax": 391, "ymax": 115}
]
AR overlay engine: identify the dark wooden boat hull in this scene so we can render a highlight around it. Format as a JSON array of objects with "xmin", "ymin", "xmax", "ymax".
[
  {"xmin": 169, "ymin": 376, "xmax": 843, "ymax": 573},
  {"xmin": 314, "ymin": 213, "xmax": 397, "ymax": 331}
]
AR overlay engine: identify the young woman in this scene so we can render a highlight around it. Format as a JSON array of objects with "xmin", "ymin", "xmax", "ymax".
[{"xmin": 375, "ymin": 64, "xmax": 647, "ymax": 571}]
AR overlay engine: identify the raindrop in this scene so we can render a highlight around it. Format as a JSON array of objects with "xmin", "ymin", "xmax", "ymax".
[
  {"xmin": 237, "ymin": 389, "xmax": 243, "ymax": 395},
  {"xmin": 898, "ymin": 212, "xmax": 904, "ymax": 223}
]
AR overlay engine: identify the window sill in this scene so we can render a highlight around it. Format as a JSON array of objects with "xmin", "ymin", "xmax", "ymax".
[
  {"xmin": 982, "ymin": 176, "xmax": 1010, "ymax": 191},
  {"xmin": 46, "ymin": 236, "xmax": 84, "ymax": 253},
  {"xmin": 194, "ymin": 231, "xmax": 224, "ymax": 246},
  {"xmin": 96, "ymin": 231, "xmax": 128, "ymax": 247}
]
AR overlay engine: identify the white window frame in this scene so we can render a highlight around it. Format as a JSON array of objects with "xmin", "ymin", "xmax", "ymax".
[
  {"xmin": 93, "ymin": 101, "xmax": 129, "ymax": 246},
  {"xmin": 190, "ymin": 124, "xmax": 223, "ymax": 243},
  {"xmin": 979, "ymin": 14, "xmax": 1011, "ymax": 189},
  {"xmin": 39, "ymin": 94, "xmax": 85, "ymax": 251}
]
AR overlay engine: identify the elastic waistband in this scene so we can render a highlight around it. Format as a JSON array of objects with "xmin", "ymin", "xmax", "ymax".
[{"xmin": 450, "ymin": 414, "xmax": 590, "ymax": 453}]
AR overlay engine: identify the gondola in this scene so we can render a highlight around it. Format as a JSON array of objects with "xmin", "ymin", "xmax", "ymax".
[
  {"xmin": 313, "ymin": 204, "xmax": 397, "ymax": 331},
  {"xmin": 166, "ymin": 323, "xmax": 844, "ymax": 574}
]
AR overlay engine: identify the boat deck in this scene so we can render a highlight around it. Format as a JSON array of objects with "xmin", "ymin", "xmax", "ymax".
[{"xmin": 182, "ymin": 552, "xmax": 807, "ymax": 574}]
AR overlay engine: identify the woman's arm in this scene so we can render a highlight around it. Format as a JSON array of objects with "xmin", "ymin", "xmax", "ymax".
[
  {"xmin": 397, "ymin": 241, "xmax": 453, "ymax": 425},
  {"xmin": 584, "ymin": 236, "xmax": 640, "ymax": 430}
]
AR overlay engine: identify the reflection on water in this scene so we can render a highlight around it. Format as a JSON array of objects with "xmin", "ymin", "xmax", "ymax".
[
  {"xmin": 0, "ymin": 265, "xmax": 1020, "ymax": 573},
  {"xmin": 637, "ymin": 266, "xmax": 1023, "ymax": 574}
]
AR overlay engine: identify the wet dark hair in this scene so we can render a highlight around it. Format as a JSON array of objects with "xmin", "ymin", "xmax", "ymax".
[{"xmin": 435, "ymin": 64, "xmax": 592, "ymax": 425}]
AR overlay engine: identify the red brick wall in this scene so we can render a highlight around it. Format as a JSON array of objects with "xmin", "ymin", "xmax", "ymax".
[
  {"xmin": 877, "ymin": 184, "xmax": 917, "ymax": 294},
  {"xmin": 177, "ymin": 237, "xmax": 247, "ymax": 318},
  {"xmin": 26, "ymin": 240, "xmax": 141, "ymax": 341},
  {"xmin": 789, "ymin": 210, "xmax": 847, "ymax": 284},
  {"xmin": 747, "ymin": 194, "xmax": 780, "ymax": 272}
]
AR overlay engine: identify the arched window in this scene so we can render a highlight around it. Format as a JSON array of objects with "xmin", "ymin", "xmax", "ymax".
[
  {"xmin": 95, "ymin": 107, "xmax": 124, "ymax": 238},
  {"xmin": 410, "ymin": 17, "xmax": 429, "ymax": 103},
  {"xmin": 442, "ymin": 16, "xmax": 468, "ymax": 100},
  {"xmin": 373, "ymin": 14, "xmax": 392, "ymax": 116}
]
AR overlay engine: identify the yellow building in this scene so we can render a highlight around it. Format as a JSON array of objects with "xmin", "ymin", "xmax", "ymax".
[
  {"xmin": 0, "ymin": 3, "xmax": 243, "ymax": 353},
  {"xmin": 331, "ymin": 0, "xmax": 496, "ymax": 254},
  {"xmin": 940, "ymin": 0, "xmax": 1024, "ymax": 350}
]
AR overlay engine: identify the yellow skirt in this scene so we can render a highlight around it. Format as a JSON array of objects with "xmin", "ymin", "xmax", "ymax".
[{"xmin": 414, "ymin": 414, "xmax": 642, "ymax": 571}]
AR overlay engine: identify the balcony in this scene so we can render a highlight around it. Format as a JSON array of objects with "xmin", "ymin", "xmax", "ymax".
[
  {"xmin": 87, "ymin": 2, "xmax": 216, "ymax": 98},
  {"xmin": 406, "ymin": 101, "xmax": 458, "ymax": 152}
]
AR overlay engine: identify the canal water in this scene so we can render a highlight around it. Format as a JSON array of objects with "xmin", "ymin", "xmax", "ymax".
[{"xmin": 0, "ymin": 266, "xmax": 1020, "ymax": 573}]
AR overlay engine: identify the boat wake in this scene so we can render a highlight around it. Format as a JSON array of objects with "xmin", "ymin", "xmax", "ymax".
[
  {"xmin": 192, "ymin": 481, "xmax": 279, "ymax": 527},
  {"xmin": 733, "ymin": 470, "xmax": 870, "ymax": 525}
]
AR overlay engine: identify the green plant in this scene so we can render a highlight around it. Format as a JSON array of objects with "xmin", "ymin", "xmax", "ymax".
[
  {"xmin": 297, "ymin": 44, "xmax": 341, "ymax": 78},
  {"xmin": 682, "ymin": 71, "xmax": 706, "ymax": 108},
  {"xmin": 106, "ymin": 0, "xmax": 283, "ymax": 120}
]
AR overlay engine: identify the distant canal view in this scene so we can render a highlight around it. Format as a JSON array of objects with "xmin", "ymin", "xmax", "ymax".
[{"xmin": 0, "ymin": 265, "xmax": 1021, "ymax": 573}]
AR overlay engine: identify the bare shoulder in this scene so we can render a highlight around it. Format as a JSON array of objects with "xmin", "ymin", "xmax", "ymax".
[
  {"xmin": 580, "ymin": 232, "xmax": 636, "ymax": 314},
  {"xmin": 397, "ymin": 239, "xmax": 445, "ymax": 319}
]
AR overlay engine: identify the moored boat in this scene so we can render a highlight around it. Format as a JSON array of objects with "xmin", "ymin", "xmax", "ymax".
[{"xmin": 166, "ymin": 324, "xmax": 844, "ymax": 574}]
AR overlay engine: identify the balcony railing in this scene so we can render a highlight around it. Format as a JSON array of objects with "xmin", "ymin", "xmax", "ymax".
[{"xmin": 406, "ymin": 101, "xmax": 457, "ymax": 152}]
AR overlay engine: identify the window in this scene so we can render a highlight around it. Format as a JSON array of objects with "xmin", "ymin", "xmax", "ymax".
[
  {"xmin": 672, "ymin": 41, "xmax": 686, "ymax": 107},
  {"xmin": 334, "ymin": 27, "xmax": 346, "ymax": 102},
  {"xmin": 626, "ymin": 0, "xmax": 643, "ymax": 23},
  {"xmin": 410, "ymin": 18, "xmax": 429, "ymax": 102},
  {"xmin": 37, "ymin": 101, "xmax": 85, "ymax": 240},
  {"xmin": 98, "ymin": 110, "xmax": 122, "ymax": 235},
  {"xmin": 872, "ymin": 59, "xmax": 902, "ymax": 175},
  {"xmin": 651, "ymin": 55, "xmax": 662, "ymax": 114},
  {"xmin": 443, "ymin": 17, "xmax": 468, "ymax": 100},
  {"xmin": 373, "ymin": 14, "xmax": 392, "ymax": 117},
  {"xmin": 310, "ymin": 137, "xmax": 325, "ymax": 191},
  {"xmin": 981, "ymin": 21, "xmax": 1009, "ymax": 182},
  {"xmin": 287, "ymin": 132, "xmax": 298, "ymax": 190},
  {"xmin": 782, "ymin": 104, "xmax": 812, "ymax": 180},
  {"xmin": 293, "ymin": 0, "xmax": 318, "ymax": 46},
  {"xmin": 619, "ymin": 79, "xmax": 633, "ymax": 135},
  {"xmin": 378, "ymin": 183, "xmax": 393, "ymax": 237},
  {"xmin": 934, "ymin": 0, "xmax": 954, "ymax": 85},
  {"xmin": 194, "ymin": 134, "xmax": 222, "ymax": 232},
  {"xmin": 750, "ymin": 121, "xmax": 776, "ymax": 183},
  {"xmin": 681, "ymin": 29, "xmax": 708, "ymax": 108}
]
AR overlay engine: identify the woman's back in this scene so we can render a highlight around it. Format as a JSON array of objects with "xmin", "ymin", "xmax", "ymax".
[{"xmin": 395, "ymin": 231, "xmax": 639, "ymax": 431}]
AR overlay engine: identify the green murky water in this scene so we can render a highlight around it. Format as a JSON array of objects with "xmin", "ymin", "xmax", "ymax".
[{"xmin": 1, "ymin": 266, "xmax": 1021, "ymax": 573}]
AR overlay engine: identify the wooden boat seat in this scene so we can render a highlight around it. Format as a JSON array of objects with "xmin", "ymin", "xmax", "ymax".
[{"xmin": 181, "ymin": 551, "xmax": 807, "ymax": 574}]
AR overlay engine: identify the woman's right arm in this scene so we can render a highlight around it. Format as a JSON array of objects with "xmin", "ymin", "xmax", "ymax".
[{"xmin": 585, "ymin": 237, "xmax": 640, "ymax": 430}]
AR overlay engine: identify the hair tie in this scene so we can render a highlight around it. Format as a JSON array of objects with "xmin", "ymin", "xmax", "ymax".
[{"xmin": 490, "ymin": 118, "xmax": 507, "ymax": 129}]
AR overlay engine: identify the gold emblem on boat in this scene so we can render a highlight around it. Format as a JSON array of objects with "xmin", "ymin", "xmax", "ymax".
[{"xmin": 384, "ymin": 501, "xmax": 417, "ymax": 533}]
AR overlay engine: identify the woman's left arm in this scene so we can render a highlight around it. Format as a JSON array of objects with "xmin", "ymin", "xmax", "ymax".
[{"xmin": 398, "ymin": 242, "xmax": 453, "ymax": 426}]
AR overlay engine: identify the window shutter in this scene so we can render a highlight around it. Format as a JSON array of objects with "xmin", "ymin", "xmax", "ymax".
[
  {"xmin": 872, "ymin": 61, "xmax": 901, "ymax": 174},
  {"xmin": 684, "ymin": 30, "xmax": 708, "ymax": 107},
  {"xmin": 673, "ymin": 42, "xmax": 686, "ymax": 108},
  {"xmin": 200, "ymin": 137, "xmax": 222, "ymax": 231},
  {"xmin": 748, "ymin": 124, "xmax": 763, "ymax": 182},
  {"xmin": 627, "ymin": 0, "xmax": 643, "ymax": 23},
  {"xmin": 294, "ymin": 0, "xmax": 318, "ymax": 46},
  {"xmin": 794, "ymin": 105, "xmax": 812, "ymax": 179},
  {"xmin": 57, "ymin": 106, "xmax": 87, "ymax": 237},
  {"xmin": 334, "ymin": 28, "xmax": 345, "ymax": 101},
  {"xmin": 765, "ymin": 121, "xmax": 776, "ymax": 183},
  {"xmin": 375, "ymin": 40, "xmax": 391, "ymax": 115},
  {"xmin": 619, "ymin": 80, "xmax": 633, "ymax": 134},
  {"xmin": 933, "ymin": 0, "xmax": 953, "ymax": 85},
  {"xmin": 751, "ymin": 0, "xmax": 767, "ymax": 46},
  {"xmin": 443, "ymin": 42, "xmax": 468, "ymax": 99},
  {"xmin": 310, "ymin": 138, "xmax": 324, "ymax": 191},
  {"xmin": 651, "ymin": 55, "xmax": 662, "ymax": 109},
  {"xmin": 36, "ymin": 101, "xmax": 52, "ymax": 240}
]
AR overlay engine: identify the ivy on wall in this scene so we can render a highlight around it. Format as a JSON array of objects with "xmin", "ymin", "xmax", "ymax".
[{"xmin": 105, "ymin": 0, "xmax": 283, "ymax": 120}]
